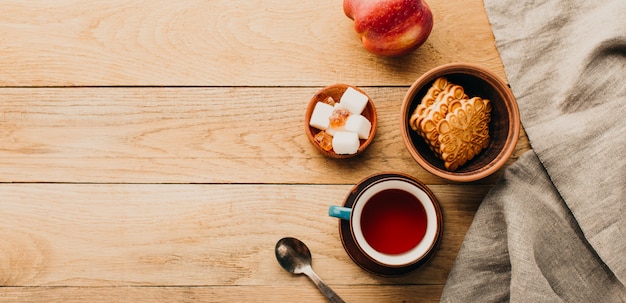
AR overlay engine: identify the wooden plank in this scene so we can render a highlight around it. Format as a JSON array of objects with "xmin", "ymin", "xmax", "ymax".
[
  {"xmin": 0, "ymin": 1, "xmax": 516, "ymax": 303},
  {"xmin": 0, "ymin": 87, "xmax": 530, "ymax": 184},
  {"xmin": 0, "ymin": 183, "xmax": 485, "ymax": 287},
  {"xmin": 0, "ymin": 285, "xmax": 444, "ymax": 303},
  {"xmin": 0, "ymin": 0, "xmax": 504, "ymax": 86}
]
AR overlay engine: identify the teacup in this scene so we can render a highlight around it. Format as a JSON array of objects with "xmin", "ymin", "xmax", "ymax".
[{"xmin": 329, "ymin": 173, "xmax": 442, "ymax": 272}]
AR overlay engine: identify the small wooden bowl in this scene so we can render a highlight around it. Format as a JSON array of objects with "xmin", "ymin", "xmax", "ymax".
[
  {"xmin": 400, "ymin": 63, "xmax": 520, "ymax": 182},
  {"xmin": 305, "ymin": 84, "xmax": 377, "ymax": 158}
]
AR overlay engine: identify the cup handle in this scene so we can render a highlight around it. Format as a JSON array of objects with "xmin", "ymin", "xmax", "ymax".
[{"xmin": 328, "ymin": 206, "xmax": 352, "ymax": 221}]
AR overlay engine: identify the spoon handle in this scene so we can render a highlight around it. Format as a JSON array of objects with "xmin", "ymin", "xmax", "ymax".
[{"xmin": 302, "ymin": 266, "xmax": 345, "ymax": 303}]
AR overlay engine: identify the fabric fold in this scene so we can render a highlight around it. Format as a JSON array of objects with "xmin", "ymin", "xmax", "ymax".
[
  {"xmin": 442, "ymin": 152, "xmax": 625, "ymax": 302},
  {"xmin": 441, "ymin": 0, "xmax": 626, "ymax": 301}
]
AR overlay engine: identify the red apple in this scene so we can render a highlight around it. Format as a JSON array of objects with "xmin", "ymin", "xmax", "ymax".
[{"xmin": 344, "ymin": 0, "xmax": 433, "ymax": 57}]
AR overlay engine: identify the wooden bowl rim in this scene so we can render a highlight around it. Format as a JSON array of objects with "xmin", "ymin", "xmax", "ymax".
[
  {"xmin": 400, "ymin": 63, "xmax": 520, "ymax": 182},
  {"xmin": 305, "ymin": 84, "xmax": 377, "ymax": 159}
]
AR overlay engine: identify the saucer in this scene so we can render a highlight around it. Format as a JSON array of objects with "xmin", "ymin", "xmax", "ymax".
[{"xmin": 338, "ymin": 172, "xmax": 443, "ymax": 277}]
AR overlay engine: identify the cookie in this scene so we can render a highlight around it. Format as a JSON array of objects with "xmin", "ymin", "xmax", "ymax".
[
  {"xmin": 409, "ymin": 78, "xmax": 492, "ymax": 170},
  {"xmin": 437, "ymin": 97, "xmax": 492, "ymax": 170},
  {"xmin": 418, "ymin": 83, "xmax": 468, "ymax": 155},
  {"xmin": 409, "ymin": 77, "xmax": 449, "ymax": 132}
]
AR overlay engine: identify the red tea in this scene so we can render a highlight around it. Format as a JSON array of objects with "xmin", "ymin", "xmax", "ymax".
[{"xmin": 360, "ymin": 188, "xmax": 427, "ymax": 255}]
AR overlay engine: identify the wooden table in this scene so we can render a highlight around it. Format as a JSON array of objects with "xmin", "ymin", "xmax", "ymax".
[{"xmin": 0, "ymin": 0, "xmax": 529, "ymax": 302}]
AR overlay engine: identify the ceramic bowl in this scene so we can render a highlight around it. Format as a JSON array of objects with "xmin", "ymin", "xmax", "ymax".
[
  {"xmin": 400, "ymin": 63, "xmax": 520, "ymax": 182},
  {"xmin": 305, "ymin": 84, "xmax": 377, "ymax": 158}
]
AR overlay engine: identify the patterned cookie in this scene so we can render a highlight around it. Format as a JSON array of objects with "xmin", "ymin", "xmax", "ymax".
[
  {"xmin": 409, "ymin": 77, "xmax": 449, "ymax": 131},
  {"xmin": 408, "ymin": 78, "xmax": 493, "ymax": 170},
  {"xmin": 418, "ymin": 83, "xmax": 468, "ymax": 154},
  {"xmin": 437, "ymin": 97, "xmax": 492, "ymax": 170}
]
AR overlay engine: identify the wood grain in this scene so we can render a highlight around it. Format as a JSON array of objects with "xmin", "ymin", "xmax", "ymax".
[
  {"xmin": 0, "ymin": 87, "xmax": 529, "ymax": 184},
  {"xmin": 0, "ymin": 0, "xmax": 504, "ymax": 86},
  {"xmin": 0, "ymin": 286, "xmax": 444, "ymax": 303},
  {"xmin": 0, "ymin": 0, "xmax": 525, "ymax": 301},
  {"xmin": 0, "ymin": 184, "xmax": 485, "ymax": 287}
]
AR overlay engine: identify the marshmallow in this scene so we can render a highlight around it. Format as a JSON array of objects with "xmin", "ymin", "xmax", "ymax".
[
  {"xmin": 344, "ymin": 114, "xmax": 372, "ymax": 139},
  {"xmin": 332, "ymin": 131, "xmax": 360, "ymax": 154},
  {"xmin": 339, "ymin": 87, "xmax": 369, "ymax": 115},
  {"xmin": 309, "ymin": 102, "xmax": 334, "ymax": 130}
]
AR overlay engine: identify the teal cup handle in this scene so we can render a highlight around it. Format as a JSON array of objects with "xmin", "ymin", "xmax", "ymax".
[{"xmin": 328, "ymin": 206, "xmax": 352, "ymax": 221}]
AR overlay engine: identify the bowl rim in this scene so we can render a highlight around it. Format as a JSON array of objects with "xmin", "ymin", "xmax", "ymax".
[
  {"xmin": 305, "ymin": 83, "xmax": 377, "ymax": 159},
  {"xmin": 400, "ymin": 62, "xmax": 520, "ymax": 182}
]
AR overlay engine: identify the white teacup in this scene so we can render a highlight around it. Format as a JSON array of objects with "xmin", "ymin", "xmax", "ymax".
[{"xmin": 329, "ymin": 173, "xmax": 442, "ymax": 270}]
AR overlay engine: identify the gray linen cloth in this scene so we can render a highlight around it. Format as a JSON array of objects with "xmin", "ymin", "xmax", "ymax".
[{"xmin": 440, "ymin": 0, "xmax": 626, "ymax": 301}]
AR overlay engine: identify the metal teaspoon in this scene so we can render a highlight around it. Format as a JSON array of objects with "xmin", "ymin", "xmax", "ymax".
[{"xmin": 275, "ymin": 237, "xmax": 345, "ymax": 303}]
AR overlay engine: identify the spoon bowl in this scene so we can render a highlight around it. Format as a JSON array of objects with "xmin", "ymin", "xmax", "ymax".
[
  {"xmin": 275, "ymin": 237, "xmax": 345, "ymax": 303},
  {"xmin": 275, "ymin": 237, "xmax": 311, "ymax": 274}
]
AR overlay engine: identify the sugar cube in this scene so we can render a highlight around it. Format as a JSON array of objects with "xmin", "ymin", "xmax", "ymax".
[
  {"xmin": 329, "ymin": 107, "xmax": 350, "ymax": 128},
  {"xmin": 313, "ymin": 131, "xmax": 333, "ymax": 151},
  {"xmin": 345, "ymin": 114, "xmax": 372, "ymax": 139},
  {"xmin": 339, "ymin": 87, "xmax": 369, "ymax": 115},
  {"xmin": 309, "ymin": 102, "xmax": 334, "ymax": 130},
  {"xmin": 332, "ymin": 131, "xmax": 360, "ymax": 154},
  {"xmin": 325, "ymin": 125, "xmax": 345, "ymax": 136}
]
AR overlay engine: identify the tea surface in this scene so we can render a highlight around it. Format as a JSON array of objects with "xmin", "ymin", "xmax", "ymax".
[{"xmin": 360, "ymin": 188, "xmax": 428, "ymax": 254}]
